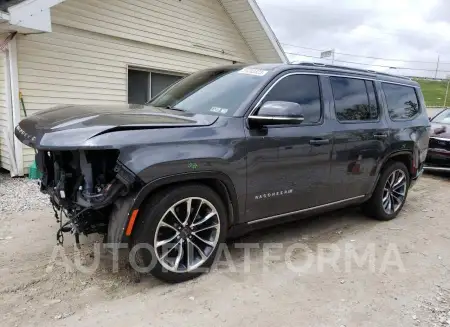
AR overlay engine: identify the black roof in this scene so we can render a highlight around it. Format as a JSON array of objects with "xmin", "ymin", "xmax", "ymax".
[
  {"xmin": 246, "ymin": 62, "xmax": 418, "ymax": 87},
  {"xmin": 0, "ymin": 0, "xmax": 25, "ymax": 12}
]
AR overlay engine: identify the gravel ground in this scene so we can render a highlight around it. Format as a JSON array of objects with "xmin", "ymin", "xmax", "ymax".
[
  {"xmin": 0, "ymin": 172, "xmax": 50, "ymax": 213},
  {"xmin": 1, "ymin": 173, "xmax": 450, "ymax": 327}
]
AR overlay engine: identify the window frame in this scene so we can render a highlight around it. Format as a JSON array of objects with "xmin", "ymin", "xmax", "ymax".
[
  {"xmin": 127, "ymin": 66, "xmax": 186, "ymax": 104},
  {"xmin": 247, "ymin": 72, "xmax": 325, "ymax": 127},
  {"xmin": 381, "ymin": 82, "xmax": 422, "ymax": 122},
  {"xmin": 330, "ymin": 76, "xmax": 381, "ymax": 124}
]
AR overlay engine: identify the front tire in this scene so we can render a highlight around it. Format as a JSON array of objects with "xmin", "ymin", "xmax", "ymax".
[
  {"xmin": 131, "ymin": 184, "xmax": 227, "ymax": 283},
  {"xmin": 363, "ymin": 161, "xmax": 410, "ymax": 221}
]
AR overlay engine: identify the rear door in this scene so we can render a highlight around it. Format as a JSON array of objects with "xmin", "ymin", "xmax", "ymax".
[
  {"xmin": 327, "ymin": 76, "xmax": 391, "ymax": 202},
  {"xmin": 381, "ymin": 82, "xmax": 430, "ymax": 171}
]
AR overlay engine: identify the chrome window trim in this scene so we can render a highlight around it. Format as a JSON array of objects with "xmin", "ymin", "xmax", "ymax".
[
  {"xmin": 248, "ymin": 72, "xmax": 417, "ymax": 118},
  {"xmin": 248, "ymin": 72, "xmax": 323, "ymax": 117},
  {"xmin": 248, "ymin": 115, "xmax": 305, "ymax": 122}
]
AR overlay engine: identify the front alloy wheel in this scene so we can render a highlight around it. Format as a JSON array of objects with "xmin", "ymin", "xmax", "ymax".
[
  {"xmin": 154, "ymin": 197, "xmax": 221, "ymax": 273},
  {"xmin": 132, "ymin": 184, "xmax": 227, "ymax": 283}
]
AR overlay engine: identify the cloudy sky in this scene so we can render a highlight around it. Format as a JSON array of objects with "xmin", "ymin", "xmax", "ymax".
[{"xmin": 257, "ymin": 0, "xmax": 450, "ymax": 78}]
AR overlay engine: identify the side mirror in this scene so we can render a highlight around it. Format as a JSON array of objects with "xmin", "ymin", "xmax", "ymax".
[{"xmin": 248, "ymin": 101, "xmax": 305, "ymax": 126}]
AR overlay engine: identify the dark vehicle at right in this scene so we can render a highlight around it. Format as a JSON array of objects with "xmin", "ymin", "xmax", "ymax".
[{"xmin": 426, "ymin": 108, "xmax": 450, "ymax": 170}]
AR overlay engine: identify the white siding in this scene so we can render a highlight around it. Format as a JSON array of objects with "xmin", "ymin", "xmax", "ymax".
[
  {"xmin": 51, "ymin": 0, "xmax": 256, "ymax": 63},
  {"xmin": 220, "ymin": 0, "xmax": 284, "ymax": 63},
  {"xmin": 18, "ymin": 0, "xmax": 257, "ymax": 168},
  {"xmin": 0, "ymin": 50, "xmax": 9, "ymax": 171}
]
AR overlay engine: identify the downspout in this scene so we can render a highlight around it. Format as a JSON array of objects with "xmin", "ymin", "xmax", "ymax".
[
  {"xmin": 3, "ymin": 48, "xmax": 18, "ymax": 176},
  {"xmin": 8, "ymin": 35, "xmax": 23, "ymax": 176},
  {"xmin": 1, "ymin": 32, "xmax": 21, "ymax": 176},
  {"xmin": 3, "ymin": 32, "xmax": 23, "ymax": 176}
]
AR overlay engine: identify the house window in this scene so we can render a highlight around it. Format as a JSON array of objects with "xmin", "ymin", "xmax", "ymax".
[{"xmin": 127, "ymin": 69, "xmax": 183, "ymax": 105}]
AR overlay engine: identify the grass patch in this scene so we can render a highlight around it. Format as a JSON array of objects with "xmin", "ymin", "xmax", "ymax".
[{"xmin": 414, "ymin": 78, "xmax": 449, "ymax": 107}]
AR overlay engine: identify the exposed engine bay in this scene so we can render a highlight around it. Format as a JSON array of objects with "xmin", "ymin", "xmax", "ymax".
[{"xmin": 35, "ymin": 150, "xmax": 139, "ymax": 245}]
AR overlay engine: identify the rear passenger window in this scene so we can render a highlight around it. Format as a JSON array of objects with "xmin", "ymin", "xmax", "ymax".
[
  {"xmin": 382, "ymin": 83, "xmax": 420, "ymax": 120},
  {"xmin": 330, "ymin": 77, "xmax": 379, "ymax": 121},
  {"xmin": 262, "ymin": 74, "xmax": 322, "ymax": 124}
]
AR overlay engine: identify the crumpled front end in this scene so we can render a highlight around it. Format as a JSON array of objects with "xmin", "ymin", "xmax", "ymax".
[
  {"xmin": 35, "ymin": 148, "xmax": 142, "ymax": 245},
  {"xmin": 13, "ymin": 104, "xmax": 219, "ymax": 245}
]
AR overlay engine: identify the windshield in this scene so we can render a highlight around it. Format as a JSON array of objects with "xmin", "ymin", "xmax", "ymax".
[
  {"xmin": 148, "ymin": 66, "xmax": 268, "ymax": 116},
  {"xmin": 432, "ymin": 109, "xmax": 450, "ymax": 124}
]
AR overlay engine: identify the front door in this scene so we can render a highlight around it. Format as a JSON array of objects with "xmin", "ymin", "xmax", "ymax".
[
  {"xmin": 327, "ymin": 76, "xmax": 390, "ymax": 201},
  {"xmin": 244, "ymin": 73, "xmax": 334, "ymax": 223}
]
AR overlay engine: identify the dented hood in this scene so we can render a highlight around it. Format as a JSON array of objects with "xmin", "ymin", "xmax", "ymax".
[{"xmin": 15, "ymin": 104, "xmax": 219, "ymax": 149}]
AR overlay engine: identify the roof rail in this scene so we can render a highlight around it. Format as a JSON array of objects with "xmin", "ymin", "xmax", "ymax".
[
  {"xmin": 291, "ymin": 62, "xmax": 411, "ymax": 80},
  {"xmin": 375, "ymin": 71, "xmax": 412, "ymax": 81},
  {"xmin": 294, "ymin": 62, "xmax": 374, "ymax": 74}
]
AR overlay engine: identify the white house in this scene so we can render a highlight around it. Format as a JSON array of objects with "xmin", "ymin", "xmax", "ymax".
[{"xmin": 0, "ymin": 0, "xmax": 287, "ymax": 176}]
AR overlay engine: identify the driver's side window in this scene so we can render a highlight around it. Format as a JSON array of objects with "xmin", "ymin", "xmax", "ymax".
[{"xmin": 260, "ymin": 74, "xmax": 322, "ymax": 124}]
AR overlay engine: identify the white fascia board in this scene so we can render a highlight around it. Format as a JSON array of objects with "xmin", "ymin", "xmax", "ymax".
[
  {"xmin": 7, "ymin": 0, "xmax": 67, "ymax": 32},
  {"xmin": 247, "ymin": 0, "xmax": 289, "ymax": 63}
]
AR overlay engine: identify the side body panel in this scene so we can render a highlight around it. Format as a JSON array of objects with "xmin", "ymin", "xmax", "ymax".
[
  {"xmin": 107, "ymin": 117, "xmax": 249, "ymax": 221},
  {"xmin": 377, "ymin": 81, "xmax": 430, "ymax": 174},
  {"xmin": 243, "ymin": 73, "xmax": 334, "ymax": 222}
]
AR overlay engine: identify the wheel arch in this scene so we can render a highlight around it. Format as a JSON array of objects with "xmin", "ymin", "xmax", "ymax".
[
  {"xmin": 367, "ymin": 150, "xmax": 415, "ymax": 197},
  {"xmin": 121, "ymin": 171, "xmax": 240, "ymax": 240},
  {"xmin": 387, "ymin": 151, "xmax": 415, "ymax": 176}
]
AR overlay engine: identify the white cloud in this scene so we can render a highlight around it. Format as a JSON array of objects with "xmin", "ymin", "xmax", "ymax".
[{"xmin": 257, "ymin": 0, "xmax": 450, "ymax": 78}]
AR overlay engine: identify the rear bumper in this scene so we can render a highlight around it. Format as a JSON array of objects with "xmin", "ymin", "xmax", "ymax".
[{"xmin": 426, "ymin": 149, "xmax": 450, "ymax": 168}]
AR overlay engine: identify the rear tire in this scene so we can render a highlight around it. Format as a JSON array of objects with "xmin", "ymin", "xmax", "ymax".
[
  {"xmin": 131, "ymin": 184, "xmax": 228, "ymax": 283},
  {"xmin": 363, "ymin": 161, "xmax": 410, "ymax": 221}
]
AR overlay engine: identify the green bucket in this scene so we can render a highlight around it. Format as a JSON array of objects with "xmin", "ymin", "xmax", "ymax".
[{"xmin": 28, "ymin": 161, "xmax": 42, "ymax": 180}]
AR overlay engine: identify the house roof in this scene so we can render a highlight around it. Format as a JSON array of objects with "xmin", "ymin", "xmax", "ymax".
[
  {"xmin": 0, "ymin": 0, "xmax": 287, "ymax": 63},
  {"xmin": 220, "ymin": 0, "xmax": 288, "ymax": 63}
]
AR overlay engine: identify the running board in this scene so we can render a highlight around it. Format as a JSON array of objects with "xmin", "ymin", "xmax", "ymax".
[{"xmin": 247, "ymin": 195, "xmax": 366, "ymax": 225}]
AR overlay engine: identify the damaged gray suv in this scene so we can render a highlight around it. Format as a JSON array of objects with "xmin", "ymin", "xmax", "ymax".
[{"xmin": 15, "ymin": 63, "xmax": 430, "ymax": 283}]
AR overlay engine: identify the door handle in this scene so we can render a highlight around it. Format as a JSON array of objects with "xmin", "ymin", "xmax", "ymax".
[
  {"xmin": 309, "ymin": 138, "xmax": 330, "ymax": 146},
  {"xmin": 373, "ymin": 133, "xmax": 388, "ymax": 139}
]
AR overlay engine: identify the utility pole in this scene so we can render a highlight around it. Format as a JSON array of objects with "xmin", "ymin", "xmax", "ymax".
[
  {"xmin": 435, "ymin": 55, "xmax": 440, "ymax": 79},
  {"xmin": 444, "ymin": 77, "xmax": 450, "ymax": 108}
]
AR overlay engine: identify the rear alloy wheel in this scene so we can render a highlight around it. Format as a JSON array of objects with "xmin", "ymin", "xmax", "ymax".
[
  {"xmin": 363, "ymin": 161, "xmax": 410, "ymax": 221},
  {"xmin": 381, "ymin": 169, "xmax": 407, "ymax": 215},
  {"xmin": 132, "ymin": 184, "xmax": 227, "ymax": 283}
]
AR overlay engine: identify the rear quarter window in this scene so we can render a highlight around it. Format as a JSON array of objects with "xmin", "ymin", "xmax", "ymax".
[{"xmin": 382, "ymin": 83, "xmax": 421, "ymax": 120}]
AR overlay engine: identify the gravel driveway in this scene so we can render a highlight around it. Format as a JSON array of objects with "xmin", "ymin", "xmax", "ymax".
[
  {"xmin": 0, "ymin": 172, "xmax": 49, "ymax": 213},
  {"xmin": 1, "ymin": 173, "xmax": 450, "ymax": 327}
]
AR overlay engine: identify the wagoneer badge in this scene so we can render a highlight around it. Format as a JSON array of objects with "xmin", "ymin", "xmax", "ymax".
[{"xmin": 255, "ymin": 189, "xmax": 293, "ymax": 200}]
